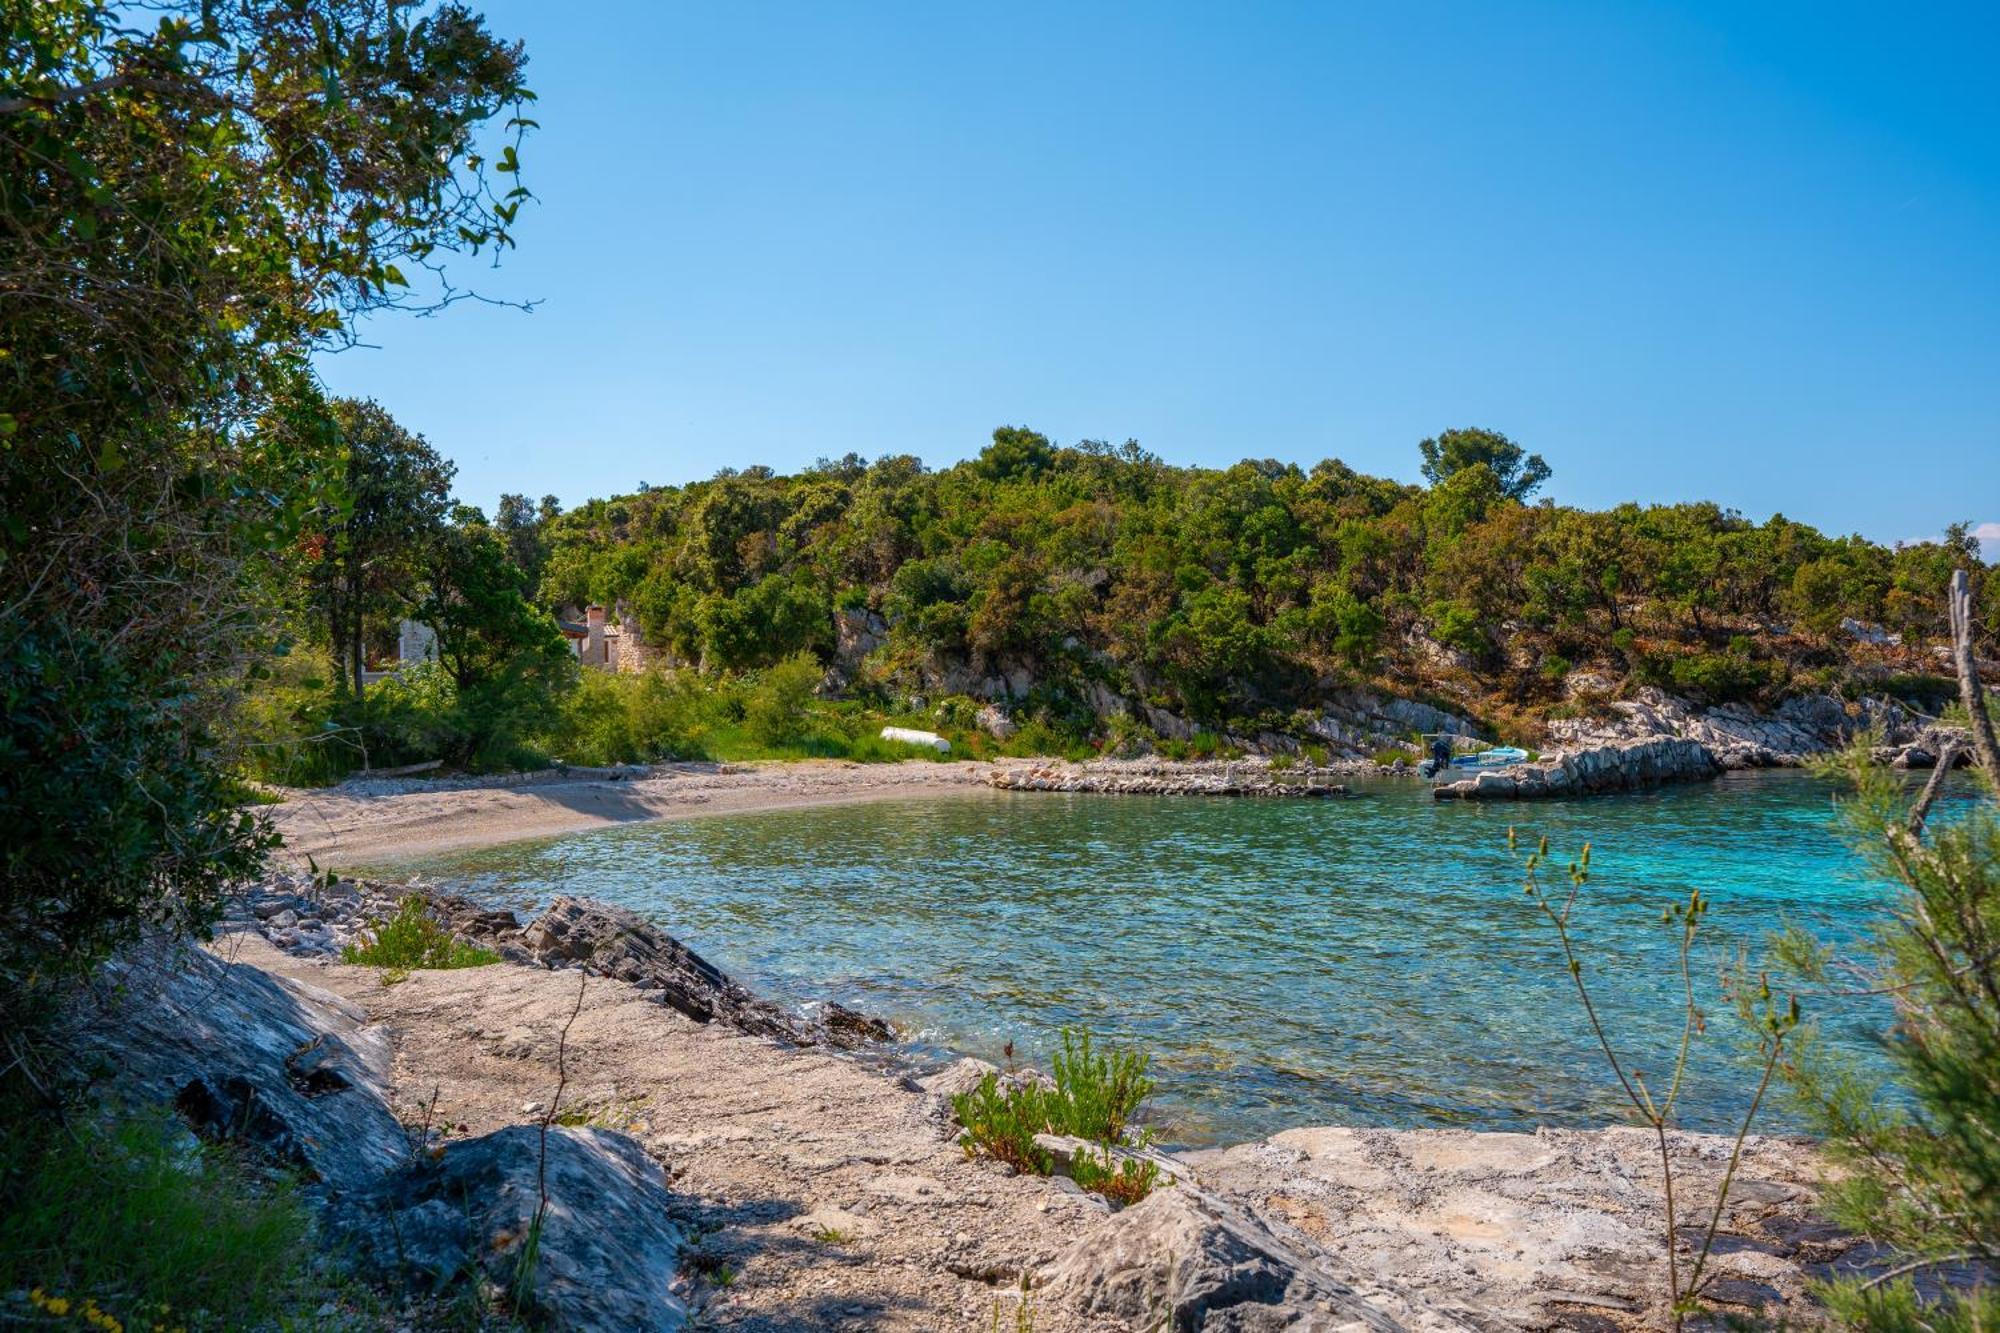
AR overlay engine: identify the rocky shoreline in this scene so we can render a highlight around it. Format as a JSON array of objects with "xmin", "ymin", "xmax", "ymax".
[
  {"xmin": 987, "ymin": 759, "xmax": 1354, "ymax": 799},
  {"xmin": 59, "ymin": 875, "xmax": 1932, "ymax": 1330}
]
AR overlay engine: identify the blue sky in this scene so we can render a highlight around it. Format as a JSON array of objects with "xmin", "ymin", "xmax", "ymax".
[{"xmin": 319, "ymin": 1, "xmax": 1999, "ymax": 552}]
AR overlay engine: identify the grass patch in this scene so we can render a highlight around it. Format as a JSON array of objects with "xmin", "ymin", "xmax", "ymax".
[
  {"xmin": 0, "ymin": 1105, "xmax": 316, "ymax": 1331},
  {"xmin": 953, "ymin": 1027, "xmax": 1164, "ymax": 1205},
  {"xmin": 342, "ymin": 896, "xmax": 501, "ymax": 975}
]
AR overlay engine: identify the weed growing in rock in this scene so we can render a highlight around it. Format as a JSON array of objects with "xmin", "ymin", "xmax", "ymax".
[
  {"xmin": 1046, "ymin": 1027, "xmax": 1155, "ymax": 1144},
  {"xmin": 953, "ymin": 1027, "xmax": 1164, "ymax": 1205},
  {"xmin": 343, "ymin": 897, "xmax": 501, "ymax": 977},
  {"xmin": 954, "ymin": 1072, "xmax": 1054, "ymax": 1176},
  {"xmin": 1068, "ymin": 1144, "xmax": 1162, "ymax": 1206},
  {"xmin": 811, "ymin": 1226, "xmax": 855, "ymax": 1245},
  {"xmin": 1511, "ymin": 828, "xmax": 1799, "ymax": 1331}
]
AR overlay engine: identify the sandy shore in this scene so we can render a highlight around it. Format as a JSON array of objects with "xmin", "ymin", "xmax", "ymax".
[{"xmin": 265, "ymin": 759, "xmax": 999, "ymax": 869}]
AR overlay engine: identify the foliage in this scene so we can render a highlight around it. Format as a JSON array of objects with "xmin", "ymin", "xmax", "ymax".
[
  {"xmin": 953, "ymin": 1073, "xmax": 1054, "ymax": 1176},
  {"xmin": 0, "ymin": 624, "xmax": 276, "ymax": 1005},
  {"xmin": 546, "ymin": 670, "xmax": 718, "ymax": 765},
  {"xmin": 1418, "ymin": 426, "xmax": 1551, "ymax": 501},
  {"xmin": 0, "ymin": 0, "xmax": 532, "ymax": 1011},
  {"xmin": 743, "ymin": 650, "xmax": 823, "ymax": 747},
  {"xmin": 343, "ymin": 896, "xmax": 501, "ymax": 975},
  {"xmin": 0, "ymin": 1103, "xmax": 315, "ymax": 1331},
  {"xmin": 1044, "ymin": 1026, "xmax": 1156, "ymax": 1144},
  {"xmin": 527, "ymin": 430, "xmax": 1993, "ymax": 742},
  {"xmin": 1770, "ymin": 745, "xmax": 2000, "ymax": 1325},
  {"xmin": 1510, "ymin": 828, "xmax": 1800, "ymax": 1329},
  {"xmin": 1068, "ymin": 1144, "xmax": 1163, "ymax": 1207},
  {"xmin": 953, "ymin": 1028, "xmax": 1162, "ymax": 1205},
  {"xmin": 301, "ymin": 398, "xmax": 458, "ymax": 697}
]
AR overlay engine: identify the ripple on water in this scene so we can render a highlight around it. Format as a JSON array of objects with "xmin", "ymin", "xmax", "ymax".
[{"xmin": 395, "ymin": 768, "xmax": 1950, "ymax": 1146}]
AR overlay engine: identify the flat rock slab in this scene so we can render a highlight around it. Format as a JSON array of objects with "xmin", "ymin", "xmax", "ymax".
[{"xmin": 1185, "ymin": 1125, "xmax": 1849, "ymax": 1328}]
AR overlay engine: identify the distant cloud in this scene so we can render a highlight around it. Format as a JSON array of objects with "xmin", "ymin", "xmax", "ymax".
[{"xmin": 1902, "ymin": 522, "xmax": 2000, "ymax": 560}]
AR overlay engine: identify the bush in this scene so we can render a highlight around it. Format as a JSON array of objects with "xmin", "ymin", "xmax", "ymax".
[
  {"xmin": 343, "ymin": 897, "xmax": 500, "ymax": 975},
  {"xmin": 952, "ymin": 1028, "xmax": 1162, "ymax": 1205},
  {"xmin": 743, "ymin": 651, "xmax": 823, "ymax": 747},
  {"xmin": 1069, "ymin": 1145, "xmax": 1163, "ymax": 1206},
  {"xmin": 0, "ymin": 1105, "xmax": 315, "ymax": 1330},
  {"xmin": 1044, "ymin": 1027, "xmax": 1154, "ymax": 1143},
  {"xmin": 1, "ymin": 624, "xmax": 273, "ymax": 1010},
  {"xmin": 547, "ymin": 670, "xmax": 716, "ymax": 765},
  {"xmin": 953, "ymin": 1073, "xmax": 1053, "ymax": 1176}
]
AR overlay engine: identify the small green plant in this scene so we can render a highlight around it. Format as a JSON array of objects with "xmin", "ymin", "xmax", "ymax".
[
  {"xmin": 1045, "ymin": 1027, "xmax": 1154, "ymax": 1144},
  {"xmin": 0, "ymin": 1106, "xmax": 316, "ymax": 1330},
  {"xmin": 1511, "ymin": 828, "xmax": 1799, "ymax": 1330},
  {"xmin": 1069, "ymin": 1144, "xmax": 1162, "ymax": 1206},
  {"xmin": 342, "ymin": 896, "xmax": 501, "ymax": 976},
  {"xmin": 810, "ymin": 1225, "xmax": 854, "ymax": 1245},
  {"xmin": 953, "ymin": 1073, "xmax": 1053, "ymax": 1176},
  {"xmin": 953, "ymin": 1028, "xmax": 1162, "ymax": 1205}
]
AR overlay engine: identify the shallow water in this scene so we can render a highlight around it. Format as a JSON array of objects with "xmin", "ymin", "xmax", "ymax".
[{"xmin": 397, "ymin": 769, "xmax": 1972, "ymax": 1146}]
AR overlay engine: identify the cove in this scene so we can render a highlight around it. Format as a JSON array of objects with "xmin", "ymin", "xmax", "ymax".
[{"xmin": 397, "ymin": 769, "xmax": 1969, "ymax": 1147}]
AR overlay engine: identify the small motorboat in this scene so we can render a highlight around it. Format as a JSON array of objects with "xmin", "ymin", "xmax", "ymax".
[{"xmin": 1450, "ymin": 746, "xmax": 1530, "ymax": 769}]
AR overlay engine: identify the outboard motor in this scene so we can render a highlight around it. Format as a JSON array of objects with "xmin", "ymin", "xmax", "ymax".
[{"xmin": 1418, "ymin": 734, "xmax": 1454, "ymax": 779}]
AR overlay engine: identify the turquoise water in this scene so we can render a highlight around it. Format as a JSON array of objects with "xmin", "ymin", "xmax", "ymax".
[{"xmin": 397, "ymin": 770, "xmax": 1968, "ymax": 1146}]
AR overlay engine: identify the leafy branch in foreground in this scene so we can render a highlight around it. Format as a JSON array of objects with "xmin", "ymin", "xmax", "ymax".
[
  {"xmin": 1767, "ymin": 570, "xmax": 2000, "ymax": 1330},
  {"xmin": 1511, "ymin": 828, "xmax": 1799, "ymax": 1330}
]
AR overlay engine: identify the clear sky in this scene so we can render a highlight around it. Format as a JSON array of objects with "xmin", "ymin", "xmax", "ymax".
[{"xmin": 318, "ymin": 1, "xmax": 2000, "ymax": 552}]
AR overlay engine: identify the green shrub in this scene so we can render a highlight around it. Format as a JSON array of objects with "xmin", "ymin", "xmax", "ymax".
[
  {"xmin": 1, "ymin": 624, "xmax": 273, "ymax": 1009},
  {"xmin": 1044, "ymin": 1027, "xmax": 1154, "ymax": 1143},
  {"xmin": 0, "ymin": 1105, "xmax": 315, "ymax": 1330},
  {"xmin": 743, "ymin": 651, "xmax": 823, "ymax": 746},
  {"xmin": 547, "ymin": 670, "xmax": 716, "ymax": 765},
  {"xmin": 1068, "ymin": 1144, "xmax": 1163, "ymax": 1207},
  {"xmin": 343, "ymin": 897, "xmax": 500, "ymax": 974},
  {"xmin": 952, "ymin": 1028, "xmax": 1161, "ymax": 1204},
  {"xmin": 953, "ymin": 1073, "xmax": 1053, "ymax": 1176}
]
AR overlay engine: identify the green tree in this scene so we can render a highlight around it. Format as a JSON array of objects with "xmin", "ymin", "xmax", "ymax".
[
  {"xmin": 0, "ymin": 0, "xmax": 532, "ymax": 997},
  {"xmin": 1417, "ymin": 427, "xmax": 1552, "ymax": 501},
  {"xmin": 306, "ymin": 399, "xmax": 457, "ymax": 696},
  {"xmin": 1775, "ymin": 583, "xmax": 2000, "ymax": 1329}
]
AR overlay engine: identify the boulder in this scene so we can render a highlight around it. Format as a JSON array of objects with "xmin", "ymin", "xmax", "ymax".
[
  {"xmin": 351, "ymin": 1125, "xmax": 688, "ymax": 1331},
  {"xmin": 1041, "ymin": 1185, "xmax": 1475, "ymax": 1332},
  {"xmin": 69, "ymin": 939, "xmax": 408, "ymax": 1197}
]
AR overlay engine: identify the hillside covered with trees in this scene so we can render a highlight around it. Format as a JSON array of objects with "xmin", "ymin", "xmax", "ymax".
[{"xmin": 499, "ymin": 425, "xmax": 1993, "ymax": 744}]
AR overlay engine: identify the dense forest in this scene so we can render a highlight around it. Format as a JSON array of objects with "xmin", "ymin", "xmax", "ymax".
[{"xmin": 499, "ymin": 425, "xmax": 1994, "ymax": 735}]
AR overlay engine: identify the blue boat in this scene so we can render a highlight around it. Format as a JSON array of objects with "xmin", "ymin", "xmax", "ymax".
[{"xmin": 1450, "ymin": 746, "xmax": 1531, "ymax": 768}]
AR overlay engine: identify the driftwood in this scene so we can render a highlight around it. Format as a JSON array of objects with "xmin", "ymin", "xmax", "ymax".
[
  {"xmin": 1946, "ymin": 569, "xmax": 2000, "ymax": 789},
  {"xmin": 358, "ymin": 758, "xmax": 444, "ymax": 778}
]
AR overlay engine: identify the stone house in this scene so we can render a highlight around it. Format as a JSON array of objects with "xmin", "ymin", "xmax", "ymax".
[{"xmin": 558, "ymin": 604, "xmax": 655, "ymax": 673}]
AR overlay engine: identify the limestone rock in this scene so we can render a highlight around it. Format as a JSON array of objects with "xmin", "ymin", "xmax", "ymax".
[
  {"xmin": 352, "ymin": 1125, "xmax": 688, "ymax": 1331},
  {"xmin": 976, "ymin": 703, "xmax": 1017, "ymax": 740},
  {"xmin": 1434, "ymin": 737, "xmax": 1720, "ymax": 802},
  {"xmin": 517, "ymin": 897, "xmax": 805, "ymax": 1043},
  {"xmin": 1042, "ymin": 1185, "xmax": 1475, "ymax": 1331},
  {"xmin": 68, "ymin": 939, "xmax": 407, "ymax": 1197}
]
